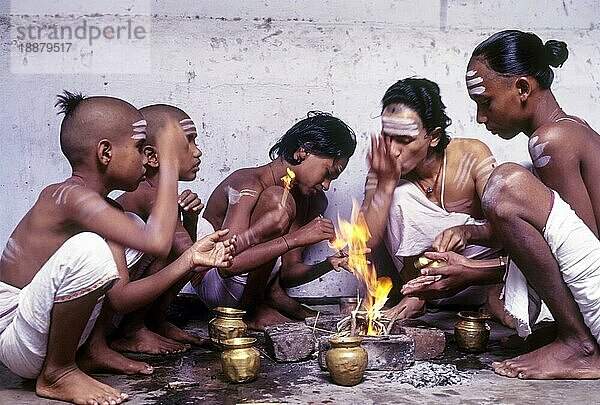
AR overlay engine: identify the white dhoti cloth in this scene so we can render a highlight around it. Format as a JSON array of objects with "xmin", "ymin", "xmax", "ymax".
[
  {"xmin": 181, "ymin": 217, "xmax": 250, "ymax": 309},
  {"xmin": 0, "ymin": 232, "xmax": 120, "ymax": 379},
  {"xmin": 386, "ymin": 180, "xmax": 503, "ymax": 306},
  {"xmin": 504, "ymin": 190, "xmax": 600, "ymax": 341}
]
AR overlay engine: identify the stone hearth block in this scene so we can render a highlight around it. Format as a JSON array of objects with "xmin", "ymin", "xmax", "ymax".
[
  {"xmin": 389, "ymin": 323, "xmax": 446, "ymax": 360},
  {"xmin": 304, "ymin": 314, "xmax": 342, "ymax": 332},
  {"xmin": 265, "ymin": 323, "xmax": 315, "ymax": 362},
  {"xmin": 318, "ymin": 334, "xmax": 414, "ymax": 371}
]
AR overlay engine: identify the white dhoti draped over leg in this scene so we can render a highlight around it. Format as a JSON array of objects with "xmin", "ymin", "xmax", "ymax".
[
  {"xmin": 0, "ymin": 232, "xmax": 120, "ymax": 379},
  {"xmin": 504, "ymin": 190, "xmax": 600, "ymax": 341}
]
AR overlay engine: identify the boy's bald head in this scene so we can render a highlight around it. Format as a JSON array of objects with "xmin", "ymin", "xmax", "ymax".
[
  {"xmin": 56, "ymin": 91, "xmax": 143, "ymax": 167},
  {"xmin": 139, "ymin": 104, "xmax": 192, "ymax": 145}
]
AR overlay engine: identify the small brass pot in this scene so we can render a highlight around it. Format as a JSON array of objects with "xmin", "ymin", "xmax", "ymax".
[
  {"xmin": 325, "ymin": 336, "xmax": 368, "ymax": 386},
  {"xmin": 208, "ymin": 307, "xmax": 247, "ymax": 349},
  {"xmin": 454, "ymin": 311, "xmax": 491, "ymax": 353},
  {"xmin": 220, "ymin": 337, "xmax": 260, "ymax": 383}
]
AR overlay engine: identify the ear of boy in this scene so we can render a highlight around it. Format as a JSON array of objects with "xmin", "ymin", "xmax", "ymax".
[
  {"xmin": 294, "ymin": 148, "xmax": 308, "ymax": 162},
  {"xmin": 144, "ymin": 145, "xmax": 159, "ymax": 168},
  {"xmin": 98, "ymin": 140, "xmax": 112, "ymax": 165}
]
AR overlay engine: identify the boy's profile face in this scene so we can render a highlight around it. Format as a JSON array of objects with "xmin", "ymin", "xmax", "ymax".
[
  {"xmin": 176, "ymin": 117, "xmax": 202, "ymax": 181},
  {"xmin": 294, "ymin": 153, "xmax": 348, "ymax": 196},
  {"xmin": 110, "ymin": 116, "xmax": 149, "ymax": 191}
]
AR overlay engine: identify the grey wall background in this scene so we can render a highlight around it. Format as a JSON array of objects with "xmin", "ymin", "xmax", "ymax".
[{"xmin": 1, "ymin": 0, "xmax": 599, "ymax": 297}]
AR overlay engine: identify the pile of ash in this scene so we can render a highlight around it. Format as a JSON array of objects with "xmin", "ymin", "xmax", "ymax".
[{"xmin": 385, "ymin": 361, "xmax": 472, "ymax": 388}]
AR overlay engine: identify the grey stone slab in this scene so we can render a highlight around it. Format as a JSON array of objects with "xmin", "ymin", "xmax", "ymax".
[{"xmin": 264, "ymin": 322, "xmax": 316, "ymax": 362}]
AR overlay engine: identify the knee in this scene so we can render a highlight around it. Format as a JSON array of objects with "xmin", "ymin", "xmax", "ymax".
[
  {"xmin": 63, "ymin": 233, "xmax": 119, "ymax": 280},
  {"xmin": 482, "ymin": 163, "xmax": 531, "ymax": 223},
  {"xmin": 256, "ymin": 186, "xmax": 296, "ymax": 234}
]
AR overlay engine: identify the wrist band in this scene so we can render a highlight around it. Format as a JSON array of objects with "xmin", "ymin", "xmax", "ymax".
[{"xmin": 282, "ymin": 235, "xmax": 290, "ymax": 251}]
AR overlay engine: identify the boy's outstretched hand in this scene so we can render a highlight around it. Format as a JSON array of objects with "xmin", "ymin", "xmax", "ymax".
[{"xmin": 190, "ymin": 229, "xmax": 237, "ymax": 269}]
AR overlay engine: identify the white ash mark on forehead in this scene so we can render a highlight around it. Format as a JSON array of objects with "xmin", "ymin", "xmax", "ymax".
[
  {"xmin": 381, "ymin": 116, "xmax": 419, "ymax": 137},
  {"xmin": 131, "ymin": 119, "xmax": 147, "ymax": 139},
  {"xmin": 466, "ymin": 70, "xmax": 486, "ymax": 95}
]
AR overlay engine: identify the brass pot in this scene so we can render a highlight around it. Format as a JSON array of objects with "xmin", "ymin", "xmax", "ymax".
[
  {"xmin": 220, "ymin": 337, "xmax": 260, "ymax": 383},
  {"xmin": 326, "ymin": 336, "xmax": 368, "ymax": 386},
  {"xmin": 454, "ymin": 311, "xmax": 491, "ymax": 353},
  {"xmin": 209, "ymin": 307, "xmax": 247, "ymax": 349}
]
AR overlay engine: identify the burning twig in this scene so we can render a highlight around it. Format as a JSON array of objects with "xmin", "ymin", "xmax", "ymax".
[{"xmin": 280, "ymin": 167, "xmax": 296, "ymax": 205}]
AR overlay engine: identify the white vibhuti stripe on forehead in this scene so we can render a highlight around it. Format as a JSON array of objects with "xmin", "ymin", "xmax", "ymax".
[
  {"xmin": 131, "ymin": 119, "xmax": 147, "ymax": 139},
  {"xmin": 381, "ymin": 116, "xmax": 419, "ymax": 137},
  {"xmin": 466, "ymin": 70, "xmax": 486, "ymax": 95},
  {"xmin": 179, "ymin": 118, "xmax": 197, "ymax": 134}
]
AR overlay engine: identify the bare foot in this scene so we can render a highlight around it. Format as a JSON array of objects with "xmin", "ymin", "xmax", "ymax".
[
  {"xmin": 78, "ymin": 340, "xmax": 154, "ymax": 375},
  {"xmin": 265, "ymin": 276, "xmax": 316, "ymax": 320},
  {"xmin": 492, "ymin": 337, "xmax": 600, "ymax": 379},
  {"xmin": 37, "ymin": 366, "xmax": 129, "ymax": 405},
  {"xmin": 482, "ymin": 283, "xmax": 517, "ymax": 329},
  {"xmin": 245, "ymin": 304, "xmax": 294, "ymax": 331},
  {"xmin": 154, "ymin": 320, "xmax": 211, "ymax": 347},
  {"xmin": 110, "ymin": 326, "xmax": 190, "ymax": 355}
]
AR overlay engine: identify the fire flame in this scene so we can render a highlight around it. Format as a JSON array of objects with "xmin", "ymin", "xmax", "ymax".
[
  {"xmin": 331, "ymin": 199, "xmax": 393, "ymax": 335},
  {"xmin": 280, "ymin": 168, "xmax": 296, "ymax": 205},
  {"xmin": 281, "ymin": 167, "xmax": 296, "ymax": 190}
]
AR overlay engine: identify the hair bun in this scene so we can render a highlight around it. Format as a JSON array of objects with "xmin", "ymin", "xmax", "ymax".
[{"xmin": 544, "ymin": 40, "xmax": 568, "ymax": 68}]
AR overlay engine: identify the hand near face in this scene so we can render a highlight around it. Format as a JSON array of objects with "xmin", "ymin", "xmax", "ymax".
[
  {"xmin": 190, "ymin": 229, "xmax": 236, "ymax": 269},
  {"xmin": 178, "ymin": 189, "xmax": 204, "ymax": 217},
  {"xmin": 367, "ymin": 133, "xmax": 403, "ymax": 185},
  {"xmin": 155, "ymin": 115, "xmax": 189, "ymax": 164}
]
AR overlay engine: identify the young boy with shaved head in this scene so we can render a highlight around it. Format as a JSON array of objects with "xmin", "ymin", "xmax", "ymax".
[
  {"xmin": 0, "ymin": 92, "xmax": 235, "ymax": 404},
  {"xmin": 83, "ymin": 104, "xmax": 216, "ymax": 365}
]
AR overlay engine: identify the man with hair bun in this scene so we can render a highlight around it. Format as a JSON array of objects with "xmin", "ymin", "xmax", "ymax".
[{"xmin": 410, "ymin": 30, "xmax": 600, "ymax": 380}]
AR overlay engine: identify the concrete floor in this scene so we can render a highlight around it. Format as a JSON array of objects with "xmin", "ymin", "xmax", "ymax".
[{"xmin": 1, "ymin": 304, "xmax": 599, "ymax": 405}]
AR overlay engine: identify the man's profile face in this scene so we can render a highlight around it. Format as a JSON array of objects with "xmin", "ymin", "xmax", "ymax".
[
  {"xmin": 467, "ymin": 59, "xmax": 524, "ymax": 140},
  {"xmin": 381, "ymin": 104, "xmax": 432, "ymax": 174}
]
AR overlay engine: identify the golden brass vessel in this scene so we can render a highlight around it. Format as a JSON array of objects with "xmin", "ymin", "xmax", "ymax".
[
  {"xmin": 325, "ymin": 336, "xmax": 368, "ymax": 386},
  {"xmin": 208, "ymin": 307, "xmax": 247, "ymax": 349},
  {"xmin": 454, "ymin": 311, "xmax": 491, "ymax": 353},
  {"xmin": 220, "ymin": 337, "xmax": 260, "ymax": 383}
]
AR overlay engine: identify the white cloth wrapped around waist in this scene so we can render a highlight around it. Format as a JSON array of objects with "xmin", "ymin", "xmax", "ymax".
[
  {"xmin": 0, "ymin": 232, "xmax": 120, "ymax": 378},
  {"xmin": 385, "ymin": 180, "xmax": 502, "ymax": 306},
  {"xmin": 504, "ymin": 190, "xmax": 600, "ymax": 340}
]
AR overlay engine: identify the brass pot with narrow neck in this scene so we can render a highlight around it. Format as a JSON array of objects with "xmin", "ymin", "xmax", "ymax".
[
  {"xmin": 326, "ymin": 336, "xmax": 368, "ymax": 386},
  {"xmin": 220, "ymin": 337, "xmax": 260, "ymax": 383},
  {"xmin": 454, "ymin": 311, "xmax": 491, "ymax": 353},
  {"xmin": 209, "ymin": 307, "xmax": 247, "ymax": 350}
]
